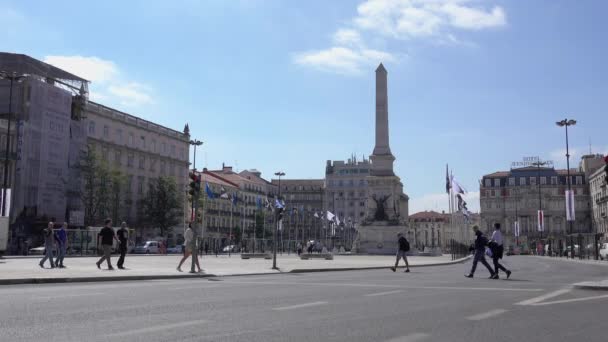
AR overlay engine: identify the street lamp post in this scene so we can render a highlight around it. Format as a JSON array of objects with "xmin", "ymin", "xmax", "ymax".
[
  {"xmin": 556, "ymin": 119, "xmax": 576, "ymax": 259},
  {"xmin": 273, "ymin": 171, "xmax": 285, "ymax": 270},
  {"xmin": 189, "ymin": 139, "xmax": 203, "ymax": 273},
  {"xmin": 0, "ymin": 72, "xmax": 26, "ymax": 217},
  {"xmin": 532, "ymin": 160, "xmax": 547, "ymax": 245}
]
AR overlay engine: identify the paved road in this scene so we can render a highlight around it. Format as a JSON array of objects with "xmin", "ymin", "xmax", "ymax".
[{"xmin": 1, "ymin": 256, "xmax": 607, "ymax": 342}]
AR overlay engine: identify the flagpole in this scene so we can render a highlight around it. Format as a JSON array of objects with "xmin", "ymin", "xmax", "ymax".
[{"xmin": 229, "ymin": 200, "xmax": 233, "ymax": 257}]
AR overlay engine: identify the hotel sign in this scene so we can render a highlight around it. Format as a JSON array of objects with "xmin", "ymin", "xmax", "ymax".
[{"xmin": 511, "ymin": 156, "xmax": 554, "ymax": 168}]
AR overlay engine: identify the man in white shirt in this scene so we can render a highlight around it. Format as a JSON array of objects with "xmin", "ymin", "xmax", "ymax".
[{"xmin": 490, "ymin": 223, "xmax": 511, "ymax": 279}]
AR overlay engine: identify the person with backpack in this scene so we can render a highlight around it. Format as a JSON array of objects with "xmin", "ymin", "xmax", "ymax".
[
  {"xmin": 465, "ymin": 226, "xmax": 496, "ymax": 279},
  {"xmin": 391, "ymin": 232, "xmax": 410, "ymax": 273},
  {"xmin": 39, "ymin": 222, "xmax": 56, "ymax": 269}
]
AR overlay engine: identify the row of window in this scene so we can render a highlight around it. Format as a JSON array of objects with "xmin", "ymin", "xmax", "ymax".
[
  {"xmin": 89, "ymin": 120, "xmax": 186, "ymax": 161},
  {"xmin": 484, "ymin": 176, "xmax": 584, "ymax": 188},
  {"xmin": 482, "ymin": 187, "xmax": 586, "ymax": 198},
  {"xmin": 327, "ymin": 179, "xmax": 368, "ymax": 187},
  {"xmin": 98, "ymin": 146, "xmax": 180, "ymax": 176},
  {"xmin": 337, "ymin": 168, "xmax": 369, "ymax": 175}
]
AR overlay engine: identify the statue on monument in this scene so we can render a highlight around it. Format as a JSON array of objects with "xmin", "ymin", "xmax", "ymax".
[{"xmin": 372, "ymin": 194, "xmax": 391, "ymax": 221}]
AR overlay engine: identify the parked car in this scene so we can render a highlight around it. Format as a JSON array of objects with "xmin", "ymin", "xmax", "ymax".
[
  {"xmin": 167, "ymin": 245, "xmax": 184, "ymax": 254},
  {"xmin": 564, "ymin": 245, "xmax": 580, "ymax": 257},
  {"xmin": 28, "ymin": 245, "xmax": 46, "ymax": 255},
  {"xmin": 599, "ymin": 243, "xmax": 608, "ymax": 260},
  {"xmin": 222, "ymin": 245, "xmax": 239, "ymax": 253},
  {"xmin": 134, "ymin": 241, "xmax": 160, "ymax": 254}
]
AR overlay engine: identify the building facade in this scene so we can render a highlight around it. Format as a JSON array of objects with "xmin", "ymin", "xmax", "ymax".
[
  {"xmin": 270, "ymin": 178, "xmax": 325, "ymax": 243},
  {"xmin": 480, "ymin": 164, "xmax": 592, "ymax": 251},
  {"xmin": 324, "ymin": 156, "xmax": 371, "ymax": 224},
  {"xmin": 589, "ymin": 157, "xmax": 608, "ymax": 238},
  {"xmin": 0, "ymin": 53, "xmax": 190, "ymax": 253},
  {"xmin": 85, "ymin": 102, "xmax": 190, "ymax": 225}
]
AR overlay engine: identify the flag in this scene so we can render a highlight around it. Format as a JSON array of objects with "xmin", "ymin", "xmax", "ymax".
[
  {"xmin": 219, "ymin": 187, "xmax": 229, "ymax": 199},
  {"xmin": 537, "ymin": 210, "xmax": 544, "ymax": 232},
  {"xmin": 326, "ymin": 211, "xmax": 335, "ymax": 221},
  {"xmin": 275, "ymin": 198, "xmax": 284, "ymax": 209},
  {"xmin": 336, "ymin": 215, "xmax": 341, "ymax": 226},
  {"xmin": 451, "ymin": 178, "xmax": 466, "ymax": 195},
  {"xmin": 514, "ymin": 221, "xmax": 520, "ymax": 237},
  {"xmin": 314, "ymin": 212, "xmax": 319, "ymax": 218},
  {"xmin": 256, "ymin": 196, "xmax": 262, "ymax": 209},
  {"xmin": 565, "ymin": 190, "xmax": 575, "ymax": 221},
  {"xmin": 265, "ymin": 197, "xmax": 272, "ymax": 211},
  {"xmin": 205, "ymin": 182, "xmax": 215, "ymax": 199},
  {"xmin": 446, "ymin": 164, "xmax": 450, "ymax": 194},
  {"xmin": 231, "ymin": 193, "xmax": 238, "ymax": 206}
]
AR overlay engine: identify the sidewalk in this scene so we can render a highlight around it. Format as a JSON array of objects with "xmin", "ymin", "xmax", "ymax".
[{"xmin": 0, "ymin": 254, "xmax": 470, "ymax": 285}]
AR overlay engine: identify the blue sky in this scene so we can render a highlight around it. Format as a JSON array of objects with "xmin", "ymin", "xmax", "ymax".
[{"xmin": 2, "ymin": 0, "xmax": 607, "ymax": 213}]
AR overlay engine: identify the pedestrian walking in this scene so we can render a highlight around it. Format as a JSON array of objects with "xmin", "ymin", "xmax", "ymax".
[
  {"xmin": 96, "ymin": 219, "xmax": 118, "ymax": 270},
  {"xmin": 296, "ymin": 242, "xmax": 302, "ymax": 256},
  {"xmin": 116, "ymin": 222, "xmax": 129, "ymax": 270},
  {"xmin": 177, "ymin": 223, "xmax": 202, "ymax": 273},
  {"xmin": 465, "ymin": 226, "xmax": 496, "ymax": 279},
  {"xmin": 391, "ymin": 233, "xmax": 410, "ymax": 273},
  {"xmin": 54, "ymin": 222, "xmax": 68, "ymax": 268},
  {"xmin": 39, "ymin": 222, "xmax": 56, "ymax": 269},
  {"xmin": 489, "ymin": 223, "xmax": 511, "ymax": 279}
]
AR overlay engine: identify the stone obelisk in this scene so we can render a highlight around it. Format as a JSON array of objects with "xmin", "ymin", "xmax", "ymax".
[
  {"xmin": 370, "ymin": 63, "xmax": 395, "ymax": 177},
  {"xmin": 353, "ymin": 63, "xmax": 410, "ymax": 255}
]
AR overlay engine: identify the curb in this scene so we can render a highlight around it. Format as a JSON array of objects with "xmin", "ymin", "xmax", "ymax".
[
  {"xmin": 289, "ymin": 255, "xmax": 472, "ymax": 273},
  {"xmin": 572, "ymin": 282, "xmax": 608, "ymax": 291},
  {"xmin": 0, "ymin": 255, "xmax": 471, "ymax": 285},
  {"xmin": 0, "ymin": 273, "xmax": 217, "ymax": 285}
]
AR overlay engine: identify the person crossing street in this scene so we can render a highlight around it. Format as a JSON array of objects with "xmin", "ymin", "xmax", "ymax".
[
  {"xmin": 39, "ymin": 222, "xmax": 56, "ymax": 269},
  {"xmin": 391, "ymin": 233, "xmax": 410, "ymax": 273},
  {"xmin": 465, "ymin": 226, "xmax": 496, "ymax": 279},
  {"xmin": 489, "ymin": 223, "xmax": 511, "ymax": 279}
]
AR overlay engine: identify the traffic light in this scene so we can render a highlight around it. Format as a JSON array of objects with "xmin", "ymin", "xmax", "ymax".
[
  {"xmin": 196, "ymin": 211, "xmax": 202, "ymax": 223},
  {"xmin": 189, "ymin": 172, "xmax": 198, "ymax": 197},
  {"xmin": 276, "ymin": 207, "xmax": 284, "ymax": 222},
  {"xmin": 195, "ymin": 174, "xmax": 201, "ymax": 194}
]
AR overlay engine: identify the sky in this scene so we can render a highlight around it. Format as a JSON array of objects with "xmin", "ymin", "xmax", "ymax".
[{"xmin": 2, "ymin": 0, "xmax": 607, "ymax": 214}]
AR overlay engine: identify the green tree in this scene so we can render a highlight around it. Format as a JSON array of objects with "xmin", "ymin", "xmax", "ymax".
[
  {"xmin": 81, "ymin": 144, "xmax": 125, "ymax": 226},
  {"xmin": 142, "ymin": 176, "xmax": 181, "ymax": 237}
]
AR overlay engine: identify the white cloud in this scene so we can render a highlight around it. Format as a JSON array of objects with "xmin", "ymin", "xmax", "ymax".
[
  {"xmin": 43, "ymin": 55, "xmax": 154, "ymax": 108},
  {"xmin": 43, "ymin": 55, "xmax": 118, "ymax": 83},
  {"xmin": 293, "ymin": 0, "xmax": 505, "ymax": 74},
  {"xmin": 332, "ymin": 28, "xmax": 363, "ymax": 47},
  {"xmin": 409, "ymin": 191, "xmax": 480, "ymax": 214},
  {"xmin": 294, "ymin": 46, "xmax": 395, "ymax": 75},
  {"xmin": 108, "ymin": 82, "xmax": 154, "ymax": 106},
  {"xmin": 354, "ymin": 0, "xmax": 506, "ymax": 39}
]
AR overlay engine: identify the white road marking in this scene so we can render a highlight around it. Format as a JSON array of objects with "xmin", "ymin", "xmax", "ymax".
[
  {"xmin": 384, "ymin": 333, "xmax": 430, "ymax": 342},
  {"xmin": 515, "ymin": 289, "xmax": 572, "ymax": 306},
  {"xmin": 34, "ymin": 292, "xmax": 105, "ymax": 300},
  {"xmin": 168, "ymin": 285, "xmax": 221, "ymax": 291},
  {"xmin": 221, "ymin": 280, "xmax": 543, "ymax": 292},
  {"xmin": 531, "ymin": 293, "xmax": 608, "ymax": 306},
  {"xmin": 272, "ymin": 301, "xmax": 328, "ymax": 311},
  {"xmin": 105, "ymin": 319, "xmax": 208, "ymax": 337},
  {"xmin": 466, "ymin": 309, "xmax": 507, "ymax": 321},
  {"xmin": 365, "ymin": 290, "xmax": 403, "ymax": 297}
]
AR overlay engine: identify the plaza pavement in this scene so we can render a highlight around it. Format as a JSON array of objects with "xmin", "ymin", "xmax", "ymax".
[{"xmin": 0, "ymin": 253, "xmax": 468, "ymax": 285}]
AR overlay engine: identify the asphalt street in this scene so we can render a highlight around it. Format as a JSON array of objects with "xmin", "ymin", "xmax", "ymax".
[{"xmin": 1, "ymin": 256, "xmax": 607, "ymax": 342}]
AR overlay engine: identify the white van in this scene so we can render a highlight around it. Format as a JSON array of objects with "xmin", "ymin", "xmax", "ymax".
[{"xmin": 134, "ymin": 241, "xmax": 160, "ymax": 254}]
